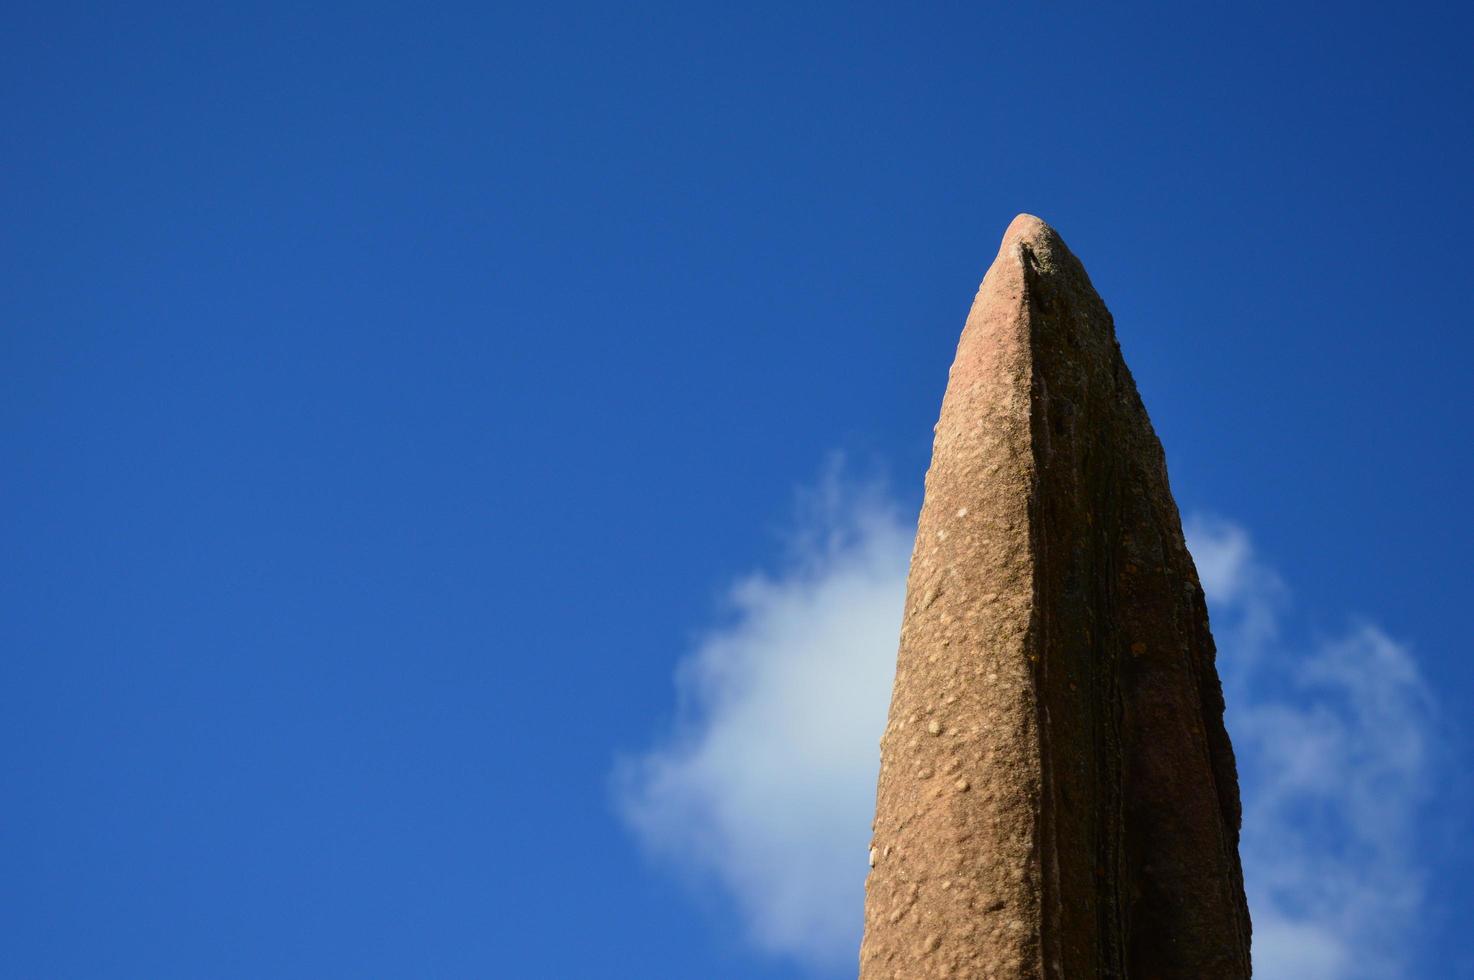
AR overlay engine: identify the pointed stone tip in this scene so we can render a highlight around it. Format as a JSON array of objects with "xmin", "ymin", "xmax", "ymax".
[
  {"xmin": 1001, "ymin": 213, "xmax": 1061, "ymax": 250},
  {"xmin": 993, "ymin": 213, "xmax": 1084, "ymax": 282}
]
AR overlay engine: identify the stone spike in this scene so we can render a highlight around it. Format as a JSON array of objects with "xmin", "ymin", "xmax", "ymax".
[{"xmin": 859, "ymin": 215, "xmax": 1252, "ymax": 979}]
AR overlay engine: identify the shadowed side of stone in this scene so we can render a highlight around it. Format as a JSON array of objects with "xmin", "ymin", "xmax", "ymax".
[{"xmin": 859, "ymin": 216, "xmax": 1251, "ymax": 979}]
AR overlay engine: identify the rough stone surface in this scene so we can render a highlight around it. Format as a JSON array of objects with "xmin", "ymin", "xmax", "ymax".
[{"xmin": 859, "ymin": 215, "xmax": 1252, "ymax": 979}]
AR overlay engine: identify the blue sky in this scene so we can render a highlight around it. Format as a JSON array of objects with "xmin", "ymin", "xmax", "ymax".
[{"xmin": 3, "ymin": 3, "xmax": 1471, "ymax": 978}]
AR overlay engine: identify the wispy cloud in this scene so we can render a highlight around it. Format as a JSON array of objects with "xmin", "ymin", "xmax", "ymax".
[
  {"xmin": 613, "ymin": 469, "xmax": 909, "ymax": 969},
  {"xmin": 1186, "ymin": 517, "xmax": 1434, "ymax": 980},
  {"xmin": 616, "ymin": 477, "xmax": 1435, "ymax": 978}
]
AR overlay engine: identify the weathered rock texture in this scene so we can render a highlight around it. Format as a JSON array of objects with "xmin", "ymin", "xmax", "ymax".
[{"xmin": 859, "ymin": 215, "xmax": 1251, "ymax": 979}]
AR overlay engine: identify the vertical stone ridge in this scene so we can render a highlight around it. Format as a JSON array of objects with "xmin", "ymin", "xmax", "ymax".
[
  {"xmin": 859, "ymin": 215, "xmax": 1251, "ymax": 979},
  {"xmin": 1017, "ymin": 236, "xmax": 1070, "ymax": 980}
]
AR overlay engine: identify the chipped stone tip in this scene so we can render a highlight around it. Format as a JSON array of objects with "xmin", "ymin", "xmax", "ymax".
[
  {"xmin": 986, "ymin": 211, "xmax": 1097, "ymax": 309},
  {"xmin": 1001, "ymin": 212, "xmax": 1059, "ymax": 248}
]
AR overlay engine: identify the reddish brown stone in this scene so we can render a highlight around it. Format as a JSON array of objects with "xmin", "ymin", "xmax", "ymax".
[{"xmin": 859, "ymin": 215, "xmax": 1251, "ymax": 978}]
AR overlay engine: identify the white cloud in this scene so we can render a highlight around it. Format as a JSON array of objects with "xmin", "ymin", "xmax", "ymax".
[
  {"xmin": 613, "ymin": 470, "xmax": 911, "ymax": 970},
  {"xmin": 1186, "ymin": 518, "xmax": 1434, "ymax": 980},
  {"xmin": 616, "ymin": 479, "xmax": 1435, "ymax": 979}
]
